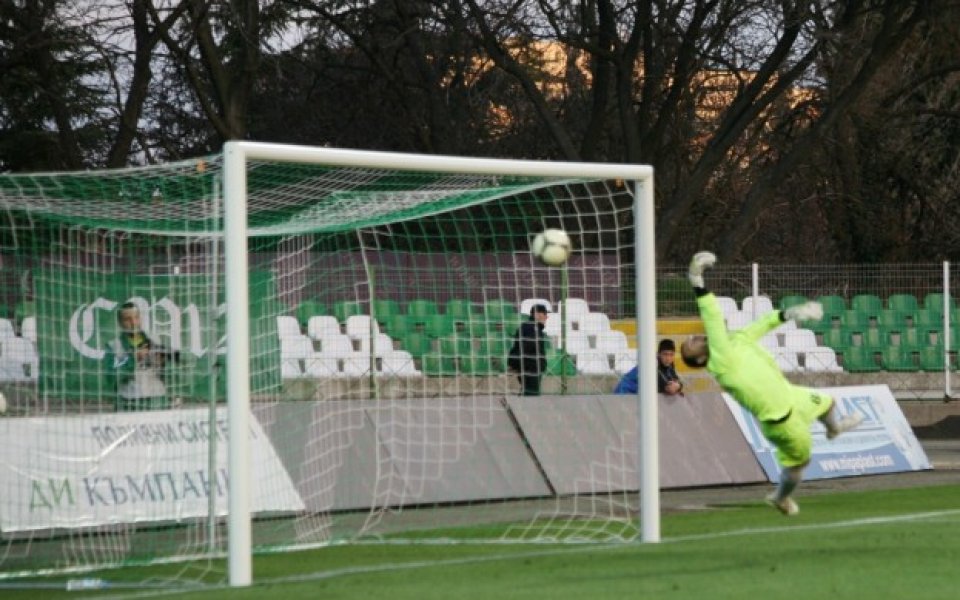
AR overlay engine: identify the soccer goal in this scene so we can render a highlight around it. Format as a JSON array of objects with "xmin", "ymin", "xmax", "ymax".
[{"xmin": 0, "ymin": 142, "xmax": 656, "ymax": 588}]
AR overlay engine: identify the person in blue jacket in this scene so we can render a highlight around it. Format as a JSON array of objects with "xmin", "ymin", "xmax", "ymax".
[{"xmin": 614, "ymin": 338, "xmax": 684, "ymax": 395}]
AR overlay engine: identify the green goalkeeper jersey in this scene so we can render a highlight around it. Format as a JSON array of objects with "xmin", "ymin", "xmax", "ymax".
[{"xmin": 697, "ymin": 292, "xmax": 792, "ymax": 422}]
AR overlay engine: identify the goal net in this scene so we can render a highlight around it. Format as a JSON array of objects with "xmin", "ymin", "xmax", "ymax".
[{"xmin": 0, "ymin": 143, "xmax": 655, "ymax": 587}]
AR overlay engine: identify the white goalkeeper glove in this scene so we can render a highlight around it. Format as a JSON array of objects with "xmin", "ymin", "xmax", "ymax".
[
  {"xmin": 688, "ymin": 251, "xmax": 717, "ymax": 288},
  {"xmin": 784, "ymin": 301, "xmax": 824, "ymax": 323}
]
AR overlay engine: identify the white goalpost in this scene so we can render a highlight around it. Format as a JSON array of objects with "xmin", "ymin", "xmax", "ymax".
[
  {"xmin": 221, "ymin": 141, "xmax": 658, "ymax": 586},
  {"xmin": 0, "ymin": 140, "xmax": 656, "ymax": 588}
]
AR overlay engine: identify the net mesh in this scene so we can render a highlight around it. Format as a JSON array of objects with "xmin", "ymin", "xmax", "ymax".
[{"xmin": 0, "ymin": 152, "xmax": 644, "ymax": 584}]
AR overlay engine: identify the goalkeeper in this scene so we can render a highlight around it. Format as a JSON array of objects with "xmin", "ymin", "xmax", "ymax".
[{"xmin": 679, "ymin": 252, "xmax": 863, "ymax": 516}]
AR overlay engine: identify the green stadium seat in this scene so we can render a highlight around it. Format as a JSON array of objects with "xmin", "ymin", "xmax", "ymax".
[
  {"xmin": 858, "ymin": 328, "xmax": 885, "ymax": 351},
  {"xmin": 840, "ymin": 346, "xmax": 880, "ymax": 372},
  {"xmin": 385, "ymin": 314, "xmax": 412, "ymax": 338},
  {"xmin": 439, "ymin": 335, "xmax": 473, "ymax": 357},
  {"xmin": 851, "ymin": 294, "xmax": 883, "ymax": 317},
  {"xmin": 372, "ymin": 299, "xmax": 401, "ymax": 322},
  {"xmin": 923, "ymin": 293, "xmax": 957, "ymax": 314},
  {"xmin": 406, "ymin": 299, "xmax": 439, "ymax": 317},
  {"xmin": 425, "ymin": 314, "xmax": 456, "ymax": 338},
  {"xmin": 886, "ymin": 293, "xmax": 919, "ymax": 313},
  {"xmin": 400, "ymin": 332, "xmax": 434, "ymax": 359},
  {"xmin": 895, "ymin": 327, "xmax": 924, "ymax": 351},
  {"xmin": 545, "ymin": 352, "xmax": 577, "ymax": 376},
  {"xmin": 876, "ymin": 309, "xmax": 909, "ymax": 332},
  {"xmin": 880, "ymin": 346, "xmax": 916, "ymax": 372},
  {"xmin": 333, "ymin": 300, "xmax": 364, "ymax": 323},
  {"xmin": 421, "ymin": 352, "xmax": 458, "ymax": 376},
  {"xmin": 778, "ymin": 295, "xmax": 809, "ymax": 311},
  {"xmin": 840, "ymin": 310, "xmax": 869, "ymax": 331},
  {"xmin": 817, "ymin": 295, "xmax": 847, "ymax": 315},
  {"xmin": 460, "ymin": 355, "xmax": 496, "ymax": 375},
  {"xmin": 912, "ymin": 309, "xmax": 941, "ymax": 332},
  {"xmin": 483, "ymin": 299, "xmax": 519, "ymax": 320},
  {"xmin": 821, "ymin": 328, "xmax": 851, "ymax": 351},
  {"xmin": 919, "ymin": 346, "xmax": 947, "ymax": 372},
  {"xmin": 444, "ymin": 299, "xmax": 479, "ymax": 320}
]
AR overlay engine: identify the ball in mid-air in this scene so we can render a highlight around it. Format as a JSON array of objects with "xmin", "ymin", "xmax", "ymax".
[{"xmin": 531, "ymin": 229, "xmax": 572, "ymax": 266}]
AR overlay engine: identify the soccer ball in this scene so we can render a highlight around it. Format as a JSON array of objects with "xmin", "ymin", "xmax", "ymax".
[{"xmin": 531, "ymin": 229, "xmax": 572, "ymax": 266}]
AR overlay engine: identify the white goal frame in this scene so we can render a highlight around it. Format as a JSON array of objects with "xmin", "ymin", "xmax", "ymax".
[{"xmin": 221, "ymin": 140, "xmax": 657, "ymax": 587}]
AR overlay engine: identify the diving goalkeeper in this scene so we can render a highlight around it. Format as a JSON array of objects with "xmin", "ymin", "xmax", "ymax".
[{"xmin": 680, "ymin": 252, "xmax": 863, "ymax": 516}]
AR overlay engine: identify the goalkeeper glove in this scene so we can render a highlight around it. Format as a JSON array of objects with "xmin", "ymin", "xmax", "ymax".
[
  {"xmin": 687, "ymin": 251, "xmax": 717, "ymax": 288},
  {"xmin": 784, "ymin": 301, "xmax": 824, "ymax": 323}
]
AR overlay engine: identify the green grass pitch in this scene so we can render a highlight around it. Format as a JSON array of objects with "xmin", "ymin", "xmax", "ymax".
[{"xmin": 4, "ymin": 484, "xmax": 959, "ymax": 600}]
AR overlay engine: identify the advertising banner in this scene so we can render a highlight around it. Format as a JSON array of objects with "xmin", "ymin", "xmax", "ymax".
[
  {"xmin": 722, "ymin": 384, "xmax": 931, "ymax": 480},
  {"xmin": 0, "ymin": 407, "xmax": 304, "ymax": 533}
]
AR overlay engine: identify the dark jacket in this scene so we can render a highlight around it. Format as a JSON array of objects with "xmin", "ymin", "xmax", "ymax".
[
  {"xmin": 508, "ymin": 320, "xmax": 547, "ymax": 374},
  {"xmin": 657, "ymin": 361, "xmax": 682, "ymax": 394}
]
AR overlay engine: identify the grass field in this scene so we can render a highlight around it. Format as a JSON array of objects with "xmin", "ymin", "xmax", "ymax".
[{"xmin": 4, "ymin": 483, "xmax": 958, "ymax": 600}]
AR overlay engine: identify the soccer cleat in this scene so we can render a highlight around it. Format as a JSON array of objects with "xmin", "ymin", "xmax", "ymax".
[
  {"xmin": 765, "ymin": 492, "xmax": 799, "ymax": 516},
  {"xmin": 826, "ymin": 412, "xmax": 865, "ymax": 440}
]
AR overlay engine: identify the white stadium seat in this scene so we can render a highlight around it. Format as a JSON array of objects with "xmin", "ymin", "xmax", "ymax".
[
  {"xmin": 307, "ymin": 315, "xmax": 341, "ymax": 340},
  {"xmin": 576, "ymin": 350, "xmax": 614, "ymax": 375},
  {"xmin": 804, "ymin": 347, "xmax": 844, "ymax": 373},
  {"xmin": 741, "ymin": 295, "xmax": 774, "ymax": 316}
]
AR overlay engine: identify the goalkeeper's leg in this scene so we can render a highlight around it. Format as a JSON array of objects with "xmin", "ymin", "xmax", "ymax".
[{"xmin": 766, "ymin": 465, "xmax": 804, "ymax": 516}]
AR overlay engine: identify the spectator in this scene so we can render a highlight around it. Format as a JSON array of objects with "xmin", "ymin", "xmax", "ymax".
[
  {"xmin": 507, "ymin": 304, "xmax": 550, "ymax": 396},
  {"xmin": 105, "ymin": 302, "xmax": 179, "ymax": 411},
  {"xmin": 680, "ymin": 251, "xmax": 862, "ymax": 516},
  {"xmin": 614, "ymin": 339, "xmax": 684, "ymax": 395}
]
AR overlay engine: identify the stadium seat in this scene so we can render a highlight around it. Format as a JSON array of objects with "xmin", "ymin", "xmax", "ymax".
[
  {"xmin": 445, "ymin": 299, "xmax": 479, "ymax": 320},
  {"xmin": 840, "ymin": 310, "xmax": 869, "ymax": 331},
  {"xmin": 372, "ymin": 299, "xmax": 401, "ymax": 322},
  {"xmin": 613, "ymin": 351, "xmax": 637, "ymax": 375},
  {"xmin": 840, "ymin": 346, "xmax": 880, "ymax": 372},
  {"xmin": 886, "ymin": 293, "xmax": 919, "ymax": 313},
  {"xmin": 913, "ymin": 309, "xmax": 941, "ymax": 332},
  {"xmin": 380, "ymin": 350, "xmax": 421, "ymax": 376},
  {"xmin": 714, "ymin": 296, "xmax": 740, "ymax": 318},
  {"xmin": 483, "ymin": 299, "xmax": 519, "ymax": 320},
  {"xmin": 400, "ymin": 332, "xmax": 434, "ymax": 359},
  {"xmin": 406, "ymin": 299, "xmax": 439, "ymax": 317},
  {"xmin": 577, "ymin": 312, "xmax": 611, "ymax": 335},
  {"xmin": 276, "ymin": 315, "xmax": 302, "ymax": 339},
  {"xmin": 21, "ymin": 316, "xmax": 36, "ymax": 344},
  {"xmin": 421, "ymin": 352, "xmax": 458, "ymax": 376},
  {"xmin": 333, "ymin": 300, "xmax": 364, "ymax": 323},
  {"xmin": 772, "ymin": 349, "xmax": 801, "ymax": 373},
  {"xmin": 460, "ymin": 354, "xmax": 496, "ymax": 375},
  {"xmin": 851, "ymin": 294, "xmax": 883, "ymax": 317},
  {"xmin": 345, "ymin": 315, "xmax": 381, "ymax": 340},
  {"xmin": 816, "ymin": 295, "xmax": 847, "ymax": 315},
  {"xmin": 440, "ymin": 335, "xmax": 473, "ymax": 357},
  {"xmin": 341, "ymin": 355, "xmax": 372, "ymax": 377},
  {"xmin": 741, "ymin": 295, "xmax": 774, "ymax": 316},
  {"xmin": 425, "ymin": 314, "xmax": 456, "ymax": 338},
  {"xmin": 725, "ymin": 310, "xmax": 752, "ymax": 330},
  {"xmin": 923, "ymin": 293, "xmax": 957, "ymax": 314},
  {"xmin": 359, "ymin": 333, "xmax": 395, "ymax": 356},
  {"xmin": 545, "ymin": 353, "xmax": 577, "ymax": 376},
  {"xmin": 0, "ymin": 337, "xmax": 38, "ymax": 382},
  {"xmin": 317, "ymin": 334, "xmax": 355, "ymax": 357},
  {"xmin": 895, "ymin": 327, "xmax": 924, "ymax": 351},
  {"xmin": 296, "ymin": 300, "xmax": 327, "ymax": 327},
  {"xmin": 303, "ymin": 356, "xmax": 341, "ymax": 378},
  {"xmin": 280, "ymin": 335, "xmax": 315, "ymax": 359},
  {"xmin": 519, "ymin": 298, "xmax": 553, "ymax": 315},
  {"xmin": 782, "ymin": 329, "xmax": 818, "ymax": 350},
  {"xmin": 804, "ymin": 347, "xmax": 843, "ymax": 373},
  {"xmin": 881, "ymin": 346, "xmax": 917, "ymax": 372},
  {"xmin": 384, "ymin": 314, "xmax": 412, "ymax": 338},
  {"xmin": 859, "ymin": 328, "xmax": 885, "ymax": 351},
  {"xmin": 919, "ymin": 346, "xmax": 948, "ymax": 372},
  {"xmin": 575, "ymin": 350, "xmax": 614, "ymax": 375},
  {"xmin": 759, "ymin": 335, "xmax": 780, "ymax": 351},
  {"xmin": 555, "ymin": 331, "xmax": 590, "ymax": 354},
  {"xmin": 595, "ymin": 330, "xmax": 629, "ymax": 353},
  {"xmin": 778, "ymin": 295, "xmax": 809, "ymax": 311},
  {"xmin": 307, "ymin": 315, "xmax": 341, "ymax": 340},
  {"xmin": 479, "ymin": 337, "xmax": 508, "ymax": 361},
  {"xmin": 876, "ymin": 309, "xmax": 909, "ymax": 332}
]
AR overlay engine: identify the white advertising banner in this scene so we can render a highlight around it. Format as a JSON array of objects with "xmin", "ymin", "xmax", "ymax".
[
  {"xmin": 0, "ymin": 407, "xmax": 304, "ymax": 534},
  {"xmin": 722, "ymin": 385, "xmax": 931, "ymax": 480}
]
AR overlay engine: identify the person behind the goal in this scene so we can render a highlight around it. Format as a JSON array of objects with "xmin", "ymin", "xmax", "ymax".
[{"xmin": 679, "ymin": 252, "xmax": 864, "ymax": 516}]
